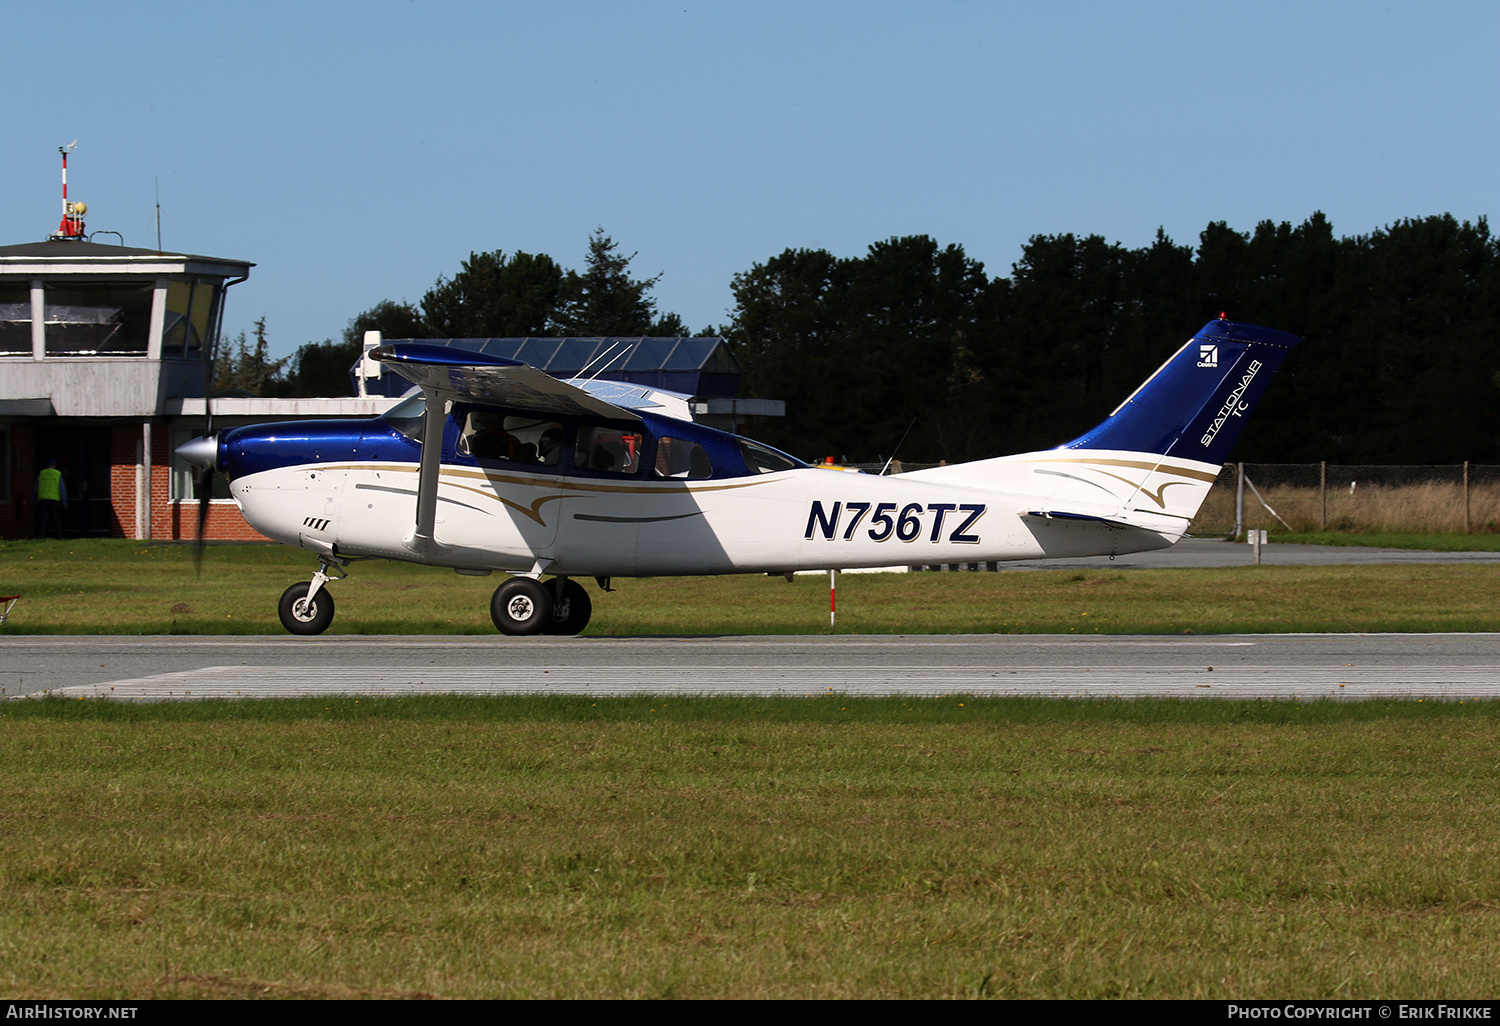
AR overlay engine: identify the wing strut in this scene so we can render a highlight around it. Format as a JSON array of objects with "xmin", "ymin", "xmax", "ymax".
[{"xmin": 403, "ymin": 385, "xmax": 452, "ymax": 557}]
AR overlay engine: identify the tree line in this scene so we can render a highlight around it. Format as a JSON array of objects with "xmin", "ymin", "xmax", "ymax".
[
  {"xmin": 728, "ymin": 213, "xmax": 1499, "ymax": 464},
  {"xmin": 229, "ymin": 212, "xmax": 1499, "ymax": 465},
  {"xmin": 222, "ymin": 229, "xmax": 696, "ymax": 398}
]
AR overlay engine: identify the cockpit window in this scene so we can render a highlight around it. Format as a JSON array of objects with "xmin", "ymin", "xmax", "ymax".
[{"xmin": 380, "ymin": 393, "xmax": 426, "ymax": 443}]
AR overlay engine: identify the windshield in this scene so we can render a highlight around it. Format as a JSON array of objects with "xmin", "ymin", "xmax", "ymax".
[{"xmin": 380, "ymin": 392, "xmax": 426, "ymax": 443}]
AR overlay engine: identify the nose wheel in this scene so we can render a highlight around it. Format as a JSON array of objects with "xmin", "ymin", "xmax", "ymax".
[
  {"xmin": 278, "ymin": 581, "xmax": 335, "ymax": 635},
  {"xmin": 276, "ymin": 557, "xmax": 347, "ymax": 635}
]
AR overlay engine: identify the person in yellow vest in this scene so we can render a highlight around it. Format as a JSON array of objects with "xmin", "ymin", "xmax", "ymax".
[{"xmin": 35, "ymin": 459, "xmax": 67, "ymax": 539}]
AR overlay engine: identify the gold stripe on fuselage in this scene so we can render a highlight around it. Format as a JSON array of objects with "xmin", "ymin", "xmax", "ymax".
[{"xmin": 333, "ymin": 462, "xmax": 776, "ymax": 527}]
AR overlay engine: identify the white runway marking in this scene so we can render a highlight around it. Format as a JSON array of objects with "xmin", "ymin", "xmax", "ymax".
[{"xmin": 41, "ymin": 664, "xmax": 1500, "ymax": 701}]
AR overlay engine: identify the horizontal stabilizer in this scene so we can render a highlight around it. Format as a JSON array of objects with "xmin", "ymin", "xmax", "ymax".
[{"xmin": 1023, "ymin": 510, "xmax": 1134, "ymax": 528}]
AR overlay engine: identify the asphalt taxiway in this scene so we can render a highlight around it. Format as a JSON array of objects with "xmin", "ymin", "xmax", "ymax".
[{"xmin": 6, "ymin": 633, "xmax": 1500, "ymax": 702}]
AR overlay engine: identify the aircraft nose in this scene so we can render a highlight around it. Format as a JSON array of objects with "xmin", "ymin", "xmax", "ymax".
[{"xmin": 175, "ymin": 434, "xmax": 219, "ymax": 471}]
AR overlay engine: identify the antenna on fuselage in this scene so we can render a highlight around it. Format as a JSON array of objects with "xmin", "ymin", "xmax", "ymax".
[{"xmin": 879, "ymin": 417, "xmax": 917, "ymax": 476}]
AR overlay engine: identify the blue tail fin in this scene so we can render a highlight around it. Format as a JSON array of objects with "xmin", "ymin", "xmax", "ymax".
[{"xmin": 1062, "ymin": 319, "xmax": 1303, "ymax": 464}]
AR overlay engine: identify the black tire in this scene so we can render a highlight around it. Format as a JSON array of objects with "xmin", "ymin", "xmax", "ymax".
[
  {"xmin": 278, "ymin": 581, "xmax": 335, "ymax": 635},
  {"xmin": 544, "ymin": 578, "xmax": 592, "ymax": 635},
  {"xmin": 491, "ymin": 577, "xmax": 553, "ymax": 635}
]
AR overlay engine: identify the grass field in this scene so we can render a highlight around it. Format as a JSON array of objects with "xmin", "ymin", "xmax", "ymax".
[
  {"xmin": 3, "ymin": 696, "xmax": 1499, "ymax": 999},
  {"xmin": 4, "ymin": 538, "xmax": 1500, "ymax": 635}
]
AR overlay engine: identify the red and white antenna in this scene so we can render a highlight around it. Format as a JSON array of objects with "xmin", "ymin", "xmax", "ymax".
[{"xmin": 51, "ymin": 141, "xmax": 86, "ymax": 240}]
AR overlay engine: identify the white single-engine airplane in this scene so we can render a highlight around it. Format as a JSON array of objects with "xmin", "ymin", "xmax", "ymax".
[{"xmin": 176, "ymin": 317, "xmax": 1301, "ymax": 636}]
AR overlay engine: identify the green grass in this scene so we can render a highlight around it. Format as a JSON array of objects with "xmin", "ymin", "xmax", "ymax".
[
  {"xmin": 4, "ymin": 696, "xmax": 1499, "ymax": 999},
  {"xmin": 4, "ymin": 539, "xmax": 1500, "ymax": 635}
]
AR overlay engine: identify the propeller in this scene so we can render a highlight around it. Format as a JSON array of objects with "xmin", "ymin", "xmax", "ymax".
[
  {"xmin": 177, "ymin": 334, "xmax": 221, "ymax": 573},
  {"xmin": 174, "ymin": 433, "xmax": 219, "ymax": 573}
]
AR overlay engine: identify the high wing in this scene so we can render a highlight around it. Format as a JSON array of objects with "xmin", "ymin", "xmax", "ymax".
[{"xmin": 371, "ymin": 343, "xmax": 643, "ymax": 422}]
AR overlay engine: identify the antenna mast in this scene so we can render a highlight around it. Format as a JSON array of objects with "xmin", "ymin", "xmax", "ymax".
[{"xmin": 50, "ymin": 142, "xmax": 86, "ymax": 240}]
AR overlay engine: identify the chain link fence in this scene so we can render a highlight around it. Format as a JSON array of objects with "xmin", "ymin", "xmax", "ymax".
[
  {"xmin": 1194, "ymin": 464, "xmax": 1500, "ymax": 536},
  {"xmin": 848, "ymin": 461, "xmax": 1500, "ymax": 537}
]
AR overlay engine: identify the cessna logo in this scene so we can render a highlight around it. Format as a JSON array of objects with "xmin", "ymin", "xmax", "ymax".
[
  {"xmin": 1198, "ymin": 344, "xmax": 1218, "ymax": 368},
  {"xmin": 1200, "ymin": 359, "xmax": 1262, "ymax": 447}
]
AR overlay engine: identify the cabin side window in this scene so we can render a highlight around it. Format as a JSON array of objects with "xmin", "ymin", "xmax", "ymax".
[
  {"xmin": 738, "ymin": 439, "xmax": 803, "ymax": 474},
  {"xmin": 654, "ymin": 436, "xmax": 713, "ymax": 479},
  {"xmin": 458, "ymin": 410, "xmax": 564, "ymax": 466},
  {"xmin": 574, "ymin": 425, "xmax": 644, "ymax": 475}
]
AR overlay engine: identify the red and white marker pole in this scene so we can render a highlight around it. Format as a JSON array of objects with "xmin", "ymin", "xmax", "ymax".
[
  {"xmin": 829, "ymin": 569, "xmax": 837, "ymax": 628},
  {"xmin": 56, "ymin": 142, "xmax": 83, "ymax": 238}
]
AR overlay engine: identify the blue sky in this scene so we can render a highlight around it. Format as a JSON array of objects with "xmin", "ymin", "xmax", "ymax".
[{"xmin": 3, "ymin": 0, "xmax": 1494, "ymax": 357}]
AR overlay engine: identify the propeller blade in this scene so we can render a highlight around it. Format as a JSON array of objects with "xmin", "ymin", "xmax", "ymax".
[
  {"xmin": 195, "ymin": 468, "xmax": 213, "ymax": 573},
  {"xmin": 174, "ymin": 433, "xmax": 219, "ymax": 576},
  {"xmin": 196, "ymin": 315, "xmax": 218, "ymax": 573}
]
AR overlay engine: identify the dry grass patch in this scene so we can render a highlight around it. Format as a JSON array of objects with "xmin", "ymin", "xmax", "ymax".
[{"xmin": 1196, "ymin": 480, "xmax": 1500, "ymax": 536}]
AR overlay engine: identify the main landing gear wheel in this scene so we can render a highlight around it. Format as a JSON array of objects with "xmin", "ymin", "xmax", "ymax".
[
  {"xmin": 491, "ymin": 577, "xmax": 553, "ymax": 635},
  {"xmin": 278, "ymin": 581, "xmax": 335, "ymax": 635},
  {"xmin": 545, "ymin": 578, "xmax": 592, "ymax": 636}
]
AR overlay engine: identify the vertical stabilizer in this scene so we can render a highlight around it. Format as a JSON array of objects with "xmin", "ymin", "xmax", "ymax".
[{"xmin": 1062, "ymin": 318, "xmax": 1303, "ymax": 465}]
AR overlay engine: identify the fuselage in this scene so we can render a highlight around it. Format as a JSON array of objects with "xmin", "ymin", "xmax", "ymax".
[{"xmin": 215, "ymin": 397, "xmax": 1204, "ymax": 577}]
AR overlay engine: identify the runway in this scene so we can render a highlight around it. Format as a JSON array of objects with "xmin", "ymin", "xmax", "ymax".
[{"xmin": 8, "ymin": 633, "xmax": 1500, "ymax": 702}]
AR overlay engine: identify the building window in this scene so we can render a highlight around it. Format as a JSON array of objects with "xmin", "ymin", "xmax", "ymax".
[
  {"xmin": 0, "ymin": 284, "xmax": 30, "ymax": 355},
  {"xmin": 163, "ymin": 280, "xmax": 221, "ymax": 358},
  {"xmin": 45, "ymin": 282, "xmax": 153, "ymax": 356}
]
